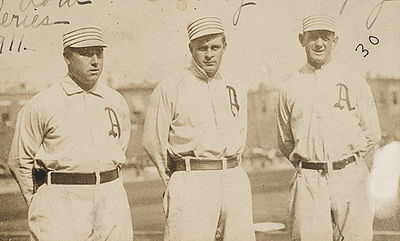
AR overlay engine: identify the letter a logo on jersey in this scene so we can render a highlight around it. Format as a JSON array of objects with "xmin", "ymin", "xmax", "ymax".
[
  {"xmin": 334, "ymin": 83, "xmax": 355, "ymax": 111},
  {"xmin": 226, "ymin": 85, "xmax": 240, "ymax": 117},
  {"xmin": 105, "ymin": 107, "xmax": 121, "ymax": 139}
]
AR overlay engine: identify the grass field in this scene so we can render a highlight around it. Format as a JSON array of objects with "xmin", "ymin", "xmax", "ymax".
[{"xmin": 1, "ymin": 169, "xmax": 400, "ymax": 241}]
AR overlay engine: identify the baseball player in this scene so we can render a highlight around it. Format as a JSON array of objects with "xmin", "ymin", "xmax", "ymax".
[
  {"xmin": 277, "ymin": 14, "xmax": 381, "ymax": 241},
  {"xmin": 143, "ymin": 15, "xmax": 255, "ymax": 241},
  {"xmin": 8, "ymin": 25, "xmax": 133, "ymax": 241}
]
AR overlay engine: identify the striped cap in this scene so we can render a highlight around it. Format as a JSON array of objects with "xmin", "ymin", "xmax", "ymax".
[
  {"xmin": 63, "ymin": 26, "xmax": 107, "ymax": 48},
  {"xmin": 187, "ymin": 16, "xmax": 224, "ymax": 41},
  {"xmin": 302, "ymin": 14, "xmax": 335, "ymax": 32}
]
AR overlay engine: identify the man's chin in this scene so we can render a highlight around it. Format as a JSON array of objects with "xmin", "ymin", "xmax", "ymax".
[
  {"xmin": 87, "ymin": 75, "xmax": 99, "ymax": 82},
  {"xmin": 310, "ymin": 58, "xmax": 329, "ymax": 66},
  {"xmin": 202, "ymin": 66, "xmax": 217, "ymax": 76},
  {"xmin": 205, "ymin": 70, "xmax": 217, "ymax": 77}
]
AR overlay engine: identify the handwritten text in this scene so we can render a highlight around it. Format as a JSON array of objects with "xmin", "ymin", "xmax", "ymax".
[
  {"xmin": 233, "ymin": 0, "xmax": 256, "ymax": 26},
  {"xmin": 340, "ymin": 0, "xmax": 400, "ymax": 30}
]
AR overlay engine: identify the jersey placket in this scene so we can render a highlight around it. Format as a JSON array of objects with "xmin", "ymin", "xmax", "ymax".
[
  {"xmin": 82, "ymin": 92, "xmax": 95, "ymax": 145},
  {"xmin": 206, "ymin": 79, "xmax": 219, "ymax": 128},
  {"xmin": 208, "ymin": 78, "xmax": 230, "ymax": 156},
  {"xmin": 312, "ymin": 70, "xmax": 329, "ymax": 163}
]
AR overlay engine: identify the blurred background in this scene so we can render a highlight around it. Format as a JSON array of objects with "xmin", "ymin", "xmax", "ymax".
[{"xmin": 0, "ymin": 0, "xmax": 399, "ymax": 240}]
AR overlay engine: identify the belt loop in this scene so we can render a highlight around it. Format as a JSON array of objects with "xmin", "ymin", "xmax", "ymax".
[
  {"xmin": 184, "ymin": 157, "xmax": 191, "ymax": 172},
  {"xmin": 222, "ymin": 157, "xmax": 227, "ymax": 170},
  {"xmin": 327, "ymin": 161, "xmax": 333, "ymax": 174},
  {"xmin": 47, "ymin": 171, "xmax": 52, "ymax": 185},
  {"xmin": 298, "ymin": 161, "xmax": 302, "ymax": 176},
  {"xmin": 352, "ymin": 153, "xmax": 359, "ymax": 165},
  {"xmin": 117, "ymin": 165, "xmax": 121, "ymax": 176},
  {"xmin": 95, "ymin": 171, "xmax": 100, "ymax": 185}
]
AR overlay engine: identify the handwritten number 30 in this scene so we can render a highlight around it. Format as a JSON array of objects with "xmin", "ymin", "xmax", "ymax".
[
  {"xmin": 369, "ymin": 35, "xmax": 379, "ymax": 45},
  {"xmin": 355, "ymin": 44, "xmax": 369, "ymax": 57},
  {"xmin": 355, "ymin": 35, "xmax": 379, "ymax": 57}
]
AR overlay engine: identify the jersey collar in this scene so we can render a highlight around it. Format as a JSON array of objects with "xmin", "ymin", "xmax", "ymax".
[
  {"xmin": 189, "ymin": 59, "xmax": 222, "ymax": 82},
  {"xmin": 304, "ymin": 59, "xmax": 335, "ymax": 73},
  {"xmin": 61, "ymin": 76, "xmax": 105, "ymax": 98}
]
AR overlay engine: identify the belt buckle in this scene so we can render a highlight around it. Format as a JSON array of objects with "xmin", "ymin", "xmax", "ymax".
[
  {"xmin": 342, "ymin": 159, "xmax": 349, "ymax": 168},
  {"xmin": 95, "ymin": 171, "xmax": 100, "ymax": 185},
  {"xmin": 350, "ymin": 153, "xmax": 358, "ymax": 165}
]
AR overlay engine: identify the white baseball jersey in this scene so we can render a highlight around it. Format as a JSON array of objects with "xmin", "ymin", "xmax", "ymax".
[
  {"xmin": 143, "ymin": 60, "xmax": 247, "ymax": 173},
  {"xmin": 8, "ymin": 76, "xmax": 131, "ymax": 203},
  {"xmin": 277, "ymin": 61, "xmax": 381, "ymax": 164}
]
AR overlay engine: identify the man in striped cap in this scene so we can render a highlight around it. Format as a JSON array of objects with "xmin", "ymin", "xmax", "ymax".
[
  {"xmin": 277, "ymin": 14, "xmax": 381, "ymax": 241},
  {"xmin": 9, "ymin": 25, "xmax": 133, "ymax": 240},
  {"xmin": 144, "ymin": 15, "xmax": 255, "ymax": 241}
]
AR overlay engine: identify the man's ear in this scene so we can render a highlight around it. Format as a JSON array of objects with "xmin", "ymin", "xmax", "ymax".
[
  {"xmin": 188, "ymin": 42, "xmax": 193, "ymax": 55},
  {"xmin": 63, "ymin": 52, "xmax": 70, "ymax": 65},
  {"xmin": 221, "ymin": 41, "xmax": 227, "ymax": 54},
  {"xmin": 298, "ymin": 33, "xmax": 305, "ymax": 47},
  {"xmin": 332, "ymin": 35, "xmax": 339, "ymax": 48}
]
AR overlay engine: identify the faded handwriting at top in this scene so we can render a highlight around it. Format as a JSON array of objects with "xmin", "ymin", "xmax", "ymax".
[
  {"xmin": 18, "ymin": 0, "xmax": 92, "ymax": 12},
  {"xmin": 340, "ymin": 0, "xmax": 400, "ymax": 30},
  {"xmin": 233, "ymin": 0, "xmax": 256, "ymax": 26},
  {"xmin": 0, "ymin": 13, "xmax": 70, "ymax": 29},
  {"xmin": 0, "ymin": 0, "xmax": 92, "ymax": 13},
  {"xmin": 0, "ymin": 0, "xmax": 92, "ymax": 29}
]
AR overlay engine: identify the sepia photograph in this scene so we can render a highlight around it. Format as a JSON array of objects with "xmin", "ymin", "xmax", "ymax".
[{"xmin": 0, "ymin": 0, "xmax": 399, "ymax": 240}]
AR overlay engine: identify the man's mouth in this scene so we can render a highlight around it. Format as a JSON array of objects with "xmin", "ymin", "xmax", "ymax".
[
  {"xmin": 313, "ymin": 49, "xmax": 325, "ymax": 55},
  {"xmin": 89, "ymin": 69, "xmax": 100, "ymax": 74}
]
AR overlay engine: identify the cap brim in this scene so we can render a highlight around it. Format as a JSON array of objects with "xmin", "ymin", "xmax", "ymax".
[{"xmin": 304, "ymin": 26, "xmax": 335, "ymax": 32}]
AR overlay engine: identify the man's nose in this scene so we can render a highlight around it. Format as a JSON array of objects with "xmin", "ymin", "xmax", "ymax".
[
  {"xmin": 205, "ymin": 49, "xmax": 213, "ymax": 59},
  {"xmin": 90, "ymin": 54, "xmax": 99, "ymax": 66},
  {"xmin": 315, "ymin": 38, "xmax": 324, "ymax": 47}
]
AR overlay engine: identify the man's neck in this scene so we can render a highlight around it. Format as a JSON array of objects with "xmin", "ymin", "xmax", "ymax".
[
  {"xmin": 68, "ymin": 73, "xmax": 95, "ymax": 91},
  {"xmin": 190, "ymin": 59, "xmax": 220, "ymax": 81},
  {"xmin": 308, "ymin": 59, "xmax": 331, "ymax": 70}
]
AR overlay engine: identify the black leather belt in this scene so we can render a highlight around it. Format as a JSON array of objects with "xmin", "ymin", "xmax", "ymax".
[
  {"xmin": 45, "ymin": 168, "xmax": 120, "ymax": 185},
  {"xmin": 300, "ymin": 156, "xmax": 356, "ymax": 171},
  {"xmin": 173, "ymin": 156, "xmax": 239, "ymax": 172}
]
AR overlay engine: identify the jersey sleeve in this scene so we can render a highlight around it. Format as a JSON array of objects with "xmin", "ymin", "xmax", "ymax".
[
  {"xmin": 239, "ymin": 82, "xmax": 248, "ymax": 155},
  {"xmin": 143, "ymin": 81, "xmax": 174, "ymax": 177},
  {"xmin": 357, "ymin": 79, "xmax": 381, "ymax": 154},
  {"xmin": 118, "ymin": 96, "xmax": 131, "ymax": 154},
  {"xmin": 276, "ymin": 85, "xmax": 295, "ymax": 160},
  {"xmin": 8, "ymin": 101, "xmax": 45, "ymax": 205}
]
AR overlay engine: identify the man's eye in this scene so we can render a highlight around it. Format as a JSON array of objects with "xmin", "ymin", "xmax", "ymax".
[
  {"xmin": 211, "ymin": 46, "xmax": 220, "ymax": 50},
  {"xmin": 198, "ymin": 47, "xmax": 207, "ymax": 51},
  {"xmin": 81, "ymin": 51, "xmax": 92, "ymax": 57}
]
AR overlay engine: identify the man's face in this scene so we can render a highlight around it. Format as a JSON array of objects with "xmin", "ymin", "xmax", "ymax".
[
  {"xmin": 190, "ymin": 34, "xmax": 226, "ymax": 78},
  {"xmin": 64, "ymin": 47, "xmax": 104, "ymax": 91},
  {"xmin": 299, "ymin": 30, "xmax": 338, "ymax": 68}
]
